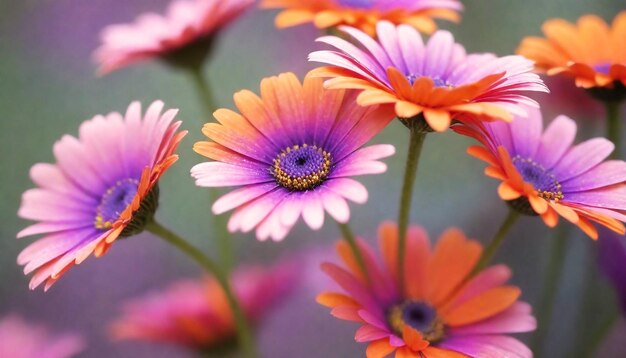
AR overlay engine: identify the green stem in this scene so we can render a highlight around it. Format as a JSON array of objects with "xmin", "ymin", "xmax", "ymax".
[
  {"xmin": 188, "ymin": 66, "xmax": 218, "ymax": 120},
  {"xmin": 397, "ymin": 121, "xmax": 428, "ymax": 292},
  {"xmin": 338, "ymin": 222, "xmax": 369, "ymax": 282},
  {"xmin": 470, "ymin": 209, "xmax": 520, "ymax": 277},
  {"xmin": 209, "ymin": 188, "xmax": 234, "ymax": 274},
  {"xmin": 582, "ymin": 315, "xmax": 619, "ymax": 358},
  {"xmin": 606, "ymin": 101, "xmax": 622, "ymax": 159},
  {"xmin": 187, "ymin": 67, "xmax": 233, "ymax": 273},
  {"xmin": 145, "ymin": 221, "xmax": 256, "ymax": 358},
  {"xmin": 530, "ymin": 225, "xmax": 569, "ymax": 355}
]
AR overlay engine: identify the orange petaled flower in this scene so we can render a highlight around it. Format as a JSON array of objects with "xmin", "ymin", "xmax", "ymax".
[
  {"xmin": 318, "ymin": 222, "xmax": 536, "ymax": 357},
  {"xmin": 260, "ymin": 0, "xmax": 462, "ymax": 36},
  {"xmin": 16, "ymin": 101, "xmax": 186, "ymax": 290},
  {"xmin": 309, "ymin": 22, "xmax": 547, "ymax": 132},
  {"xmin": 518, "ymin": 12, "xmax": 626, "ymax": 91},
  {"xmin": 454, "ymin": 107, "xmax": 626, "ymax": 240}
]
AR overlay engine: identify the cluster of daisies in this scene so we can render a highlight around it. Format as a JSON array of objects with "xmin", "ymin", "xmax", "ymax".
[{"xmin": 9, "ymin": 0, "xmax": 626, "ymax": 357}]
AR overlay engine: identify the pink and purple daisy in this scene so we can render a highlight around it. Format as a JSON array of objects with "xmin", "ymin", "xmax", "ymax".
[
  {"xmin": 94, "ymin": 0, "xmax": 254, "ymax": 74},
  {"xmin": 191, "ymin": 72, "xmax": 395, "ymax": 241},
  {"xmin": 17, "ymin": 101, "xmax": 186, "ymax": 290},
  {"xmin": 0, "ymin": 314, "xmax": 85, "ymax": 358},
  {"xmin": 319, "ymin": 222, "xmax": 536, "ymax": 357},
  {"xmin": 110, "ymin": 261, "xmax": 298, "ymax": 352},
  {"xmin": 454, "ymin": 107, "xmax": 626, "ymax": 239},
  {"xmin": 309, "ymin": 21, "xmax": 548, "ymax": 132}
]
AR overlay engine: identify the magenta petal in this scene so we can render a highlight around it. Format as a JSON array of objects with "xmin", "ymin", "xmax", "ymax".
[
  {"xmin": 212, "ymin": 183, "xmax": 277, "ymax": 215},
  {"xmin": 320, "ymin": 189, "xmax": 351, "ymax": 223},
  {"xmin": 561, "ymin": 160, "xmax": 626, "ymax": 192},
  {"xmin": 302, "ymin": 191, "xmax": 325, "ymax": 230},
  {"xmin": 564, "ymin": 185, "xmax": 626, "ymax": 210},
  {"xmin": 510, "ymin": 106, "xmax": 542, "ymax": 159},
  {"xmin": 553, "ymin": 138, "xmax": 615, "ymax": 181},
  {"xmin": 439, "ymin": 335, "xmax": 532, "ymax": 358},
  {"xmin": 191, "ymin": 162, "xmax": 272, "ymax": 187},
  {"xmin": 355, "ymin": 325, "xmax": 390, "ymax": 342},
  {"xmin": 327, "ymin": 178, "xmax": 368, "ymax": 204},
  {"xmin": 535, "ymin": 115, "xmax": 577, "ymax": 169},
  {"xmin": 449, "ymin": 302, "xmax": 536, "ymax": 335}
]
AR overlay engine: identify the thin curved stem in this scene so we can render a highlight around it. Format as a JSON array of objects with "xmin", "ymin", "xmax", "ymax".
[
  {"xmin": 337, "ymin": 222, "xmax": 369, "ymax": 282},
  {"xmin": 146, "ymin": 220, "xmax": 256, "ymax": 358},
  {"xmin": 188, "ymin": 66, "xmax": 217, "ymax": 120},
  {"xmin": 187, "ymin": 68, "xmax": 233, "ymax": 273},
  {"xmin": 396, "ymin": 122, "xmax": 428, "ymax": 293},
  {"xmin": 582, "ymin": 315, "xmax": 619, "ymax": 358},
  {"xmin": 470, "ymin": 209, "xmax": 520, "ymax": 277},
  {"xmin": 530, "ymin": 225, "xmax": 569, "ymax": 355},
  {"xmin": 606, "ymin": 101, "xmax": 622, "ymax": 159}
]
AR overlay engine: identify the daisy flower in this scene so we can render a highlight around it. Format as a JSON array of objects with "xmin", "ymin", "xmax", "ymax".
[
  {"xmin": 517, "ymin": 12, "xmax": 626, "ymax": 99},
  {"xmin": 0, "ymin": 314, "xmax": 85, "ymax": 358},
  {"xmin": 94, "ymin": 0, "xmax": 254, "ymax": 74},
  {"xmin": 453, "ymin": 107, "xmax": 626, "ymax": 239},
  {"xmin": 191, "ymin": 72, "xmax": 395, "ymax": 241},
  {"xmin": 110, "ymin": 262, "xmax": 298, "ymax": 352},
  {"xmin": 261, "ymin": 0, "xmax": 462, "ymax": 36},
  {"xmin": 17, "ymin": 101, "xmax": 186, "ymax": 290},
  {"xmin": 309, "ymin": 21, "xmax": 548, "ymax": 132},
  {"xmin": 318, "ymin": 222, "xmax": 536, "ymax": 357}
]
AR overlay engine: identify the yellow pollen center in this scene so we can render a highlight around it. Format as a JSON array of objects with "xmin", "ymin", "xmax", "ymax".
[{"xmin": 272, "ymin": 144, "xmax": 332, "ymax": 191}]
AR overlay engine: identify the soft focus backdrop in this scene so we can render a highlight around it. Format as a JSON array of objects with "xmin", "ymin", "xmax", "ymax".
[{"xmin": 1, "ymin": 1, "xmax": 625, "ymax": 357}]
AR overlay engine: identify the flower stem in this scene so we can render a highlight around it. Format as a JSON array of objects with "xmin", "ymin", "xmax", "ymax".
[
  {"xmin": 530, "ymin": 225, "xmax": 569, "ymax": 355},
  {"xmin": 146, "ymin": 220, "xmax": 256, "ymax": 358},
  {"xmin": 470, "ymin": 208, "xmax": 520, "ymax": 277},
  {"xmin": 187, "ymin": 67, "xmax": 233, "ymax": 273},
  {"xmin": 188, "ymin": 66, "xmax": 218, "ymax": 120},
  {"xmin": 337, "ymin": 222, "xmax": 369, "ymax": 282},
  {"xmin": 397, "ymin": 121, "xmax": 428, "ymax": 292},
  {"xmin": 582, "ymin": 315, "xmax": 619, "ymax": 358},
  {"xmin": 606, "ymin": 101, "xmax": 622, "ymax": 159}
]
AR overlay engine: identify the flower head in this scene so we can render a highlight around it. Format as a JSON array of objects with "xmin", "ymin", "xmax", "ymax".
[
  {"xmin": 518, "ymin": 12, "xmax": 626, "ymax": 98},
  {"xmin": 17, "ymin": 101, "xmax": 186, "ymax": 290},
  {"xmin": 110, "ymin": 262, "xmax": 298, "ymax": 352},
  {"xmin": 309, "ymin": 21, "xmax": 548, "ymax": 132},
  {"xmin": 191, "ymin": 72, "xmax": 395, "ymax": 241},
  {"xmin": 261, "ymin": 0, "xmax": 462, "ymax": 36},
  {"xmin": 0, "ymin": 314, "xmax": 85, "ymax": 358},
  {"xmin": 454, "ymin": 107, "xmax": 626, "ymax": 239},
  {"xmin": 94, "ymin": 0, "xmax": 254, "ymax": 74},
  {"xmin": 318, "ymin": 222, "xmax": 535, "ymax": 357}
]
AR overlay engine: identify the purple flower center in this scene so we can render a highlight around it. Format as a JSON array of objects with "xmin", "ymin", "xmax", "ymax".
[
  {"xmin": 594, "ymin": 63, "xmax": 612, "ymax": 75},
  {"xmin": 94, "ymin": 179, "xmax": 139, "ymax": 230},
  {"xmin": 512, "ymin": 156, "xmax": 563, "ymax": 202},
  {"xmin": 272, "ymin": 144, "xmax": 332, "ymax": 191},
  {"xmin": 387, "ymin": 301, "xmax": 445, "ymax": 342},
  {"xmin": 407, "ymin": 74, "xmax": 455, "ymax": 88},
  {"xmin": 337, "ymin": 0, "xmax": 374, "ymax": 9}
]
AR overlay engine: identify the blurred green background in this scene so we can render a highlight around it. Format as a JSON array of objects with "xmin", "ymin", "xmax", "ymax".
[{"xmin": 1, "ymin": 0, "xmax": 625, "ymax": 357}]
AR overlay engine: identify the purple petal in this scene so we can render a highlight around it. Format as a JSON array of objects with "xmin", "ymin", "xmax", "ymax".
[
  {"xmin": 553, "ymin": 138, "xmax": 614, "ymax": 181},
  {"xmin": 562, "ymin": 160, "xmax": 626, "ymax": 192},
  {"xmin": 535, "ymin": 115, "xmax": 577, "ymax": 169}
]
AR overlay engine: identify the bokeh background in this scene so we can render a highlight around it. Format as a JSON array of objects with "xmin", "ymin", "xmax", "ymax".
[{"xmin": 1, "ymin": 0, "xmax": 625, "ymax": 357}]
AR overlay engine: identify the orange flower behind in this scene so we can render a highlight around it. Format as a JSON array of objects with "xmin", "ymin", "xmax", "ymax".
[
  {"xmin": 261, "ymin": 0, "xmax": 462, "ymax": 36},
  {"xmin": 318, "ymin": 222, "xmax": 536, "ymax": 357},
  {"xmin": 518, "ymin": 12, "xmax": 626, "ymax": 90}
]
